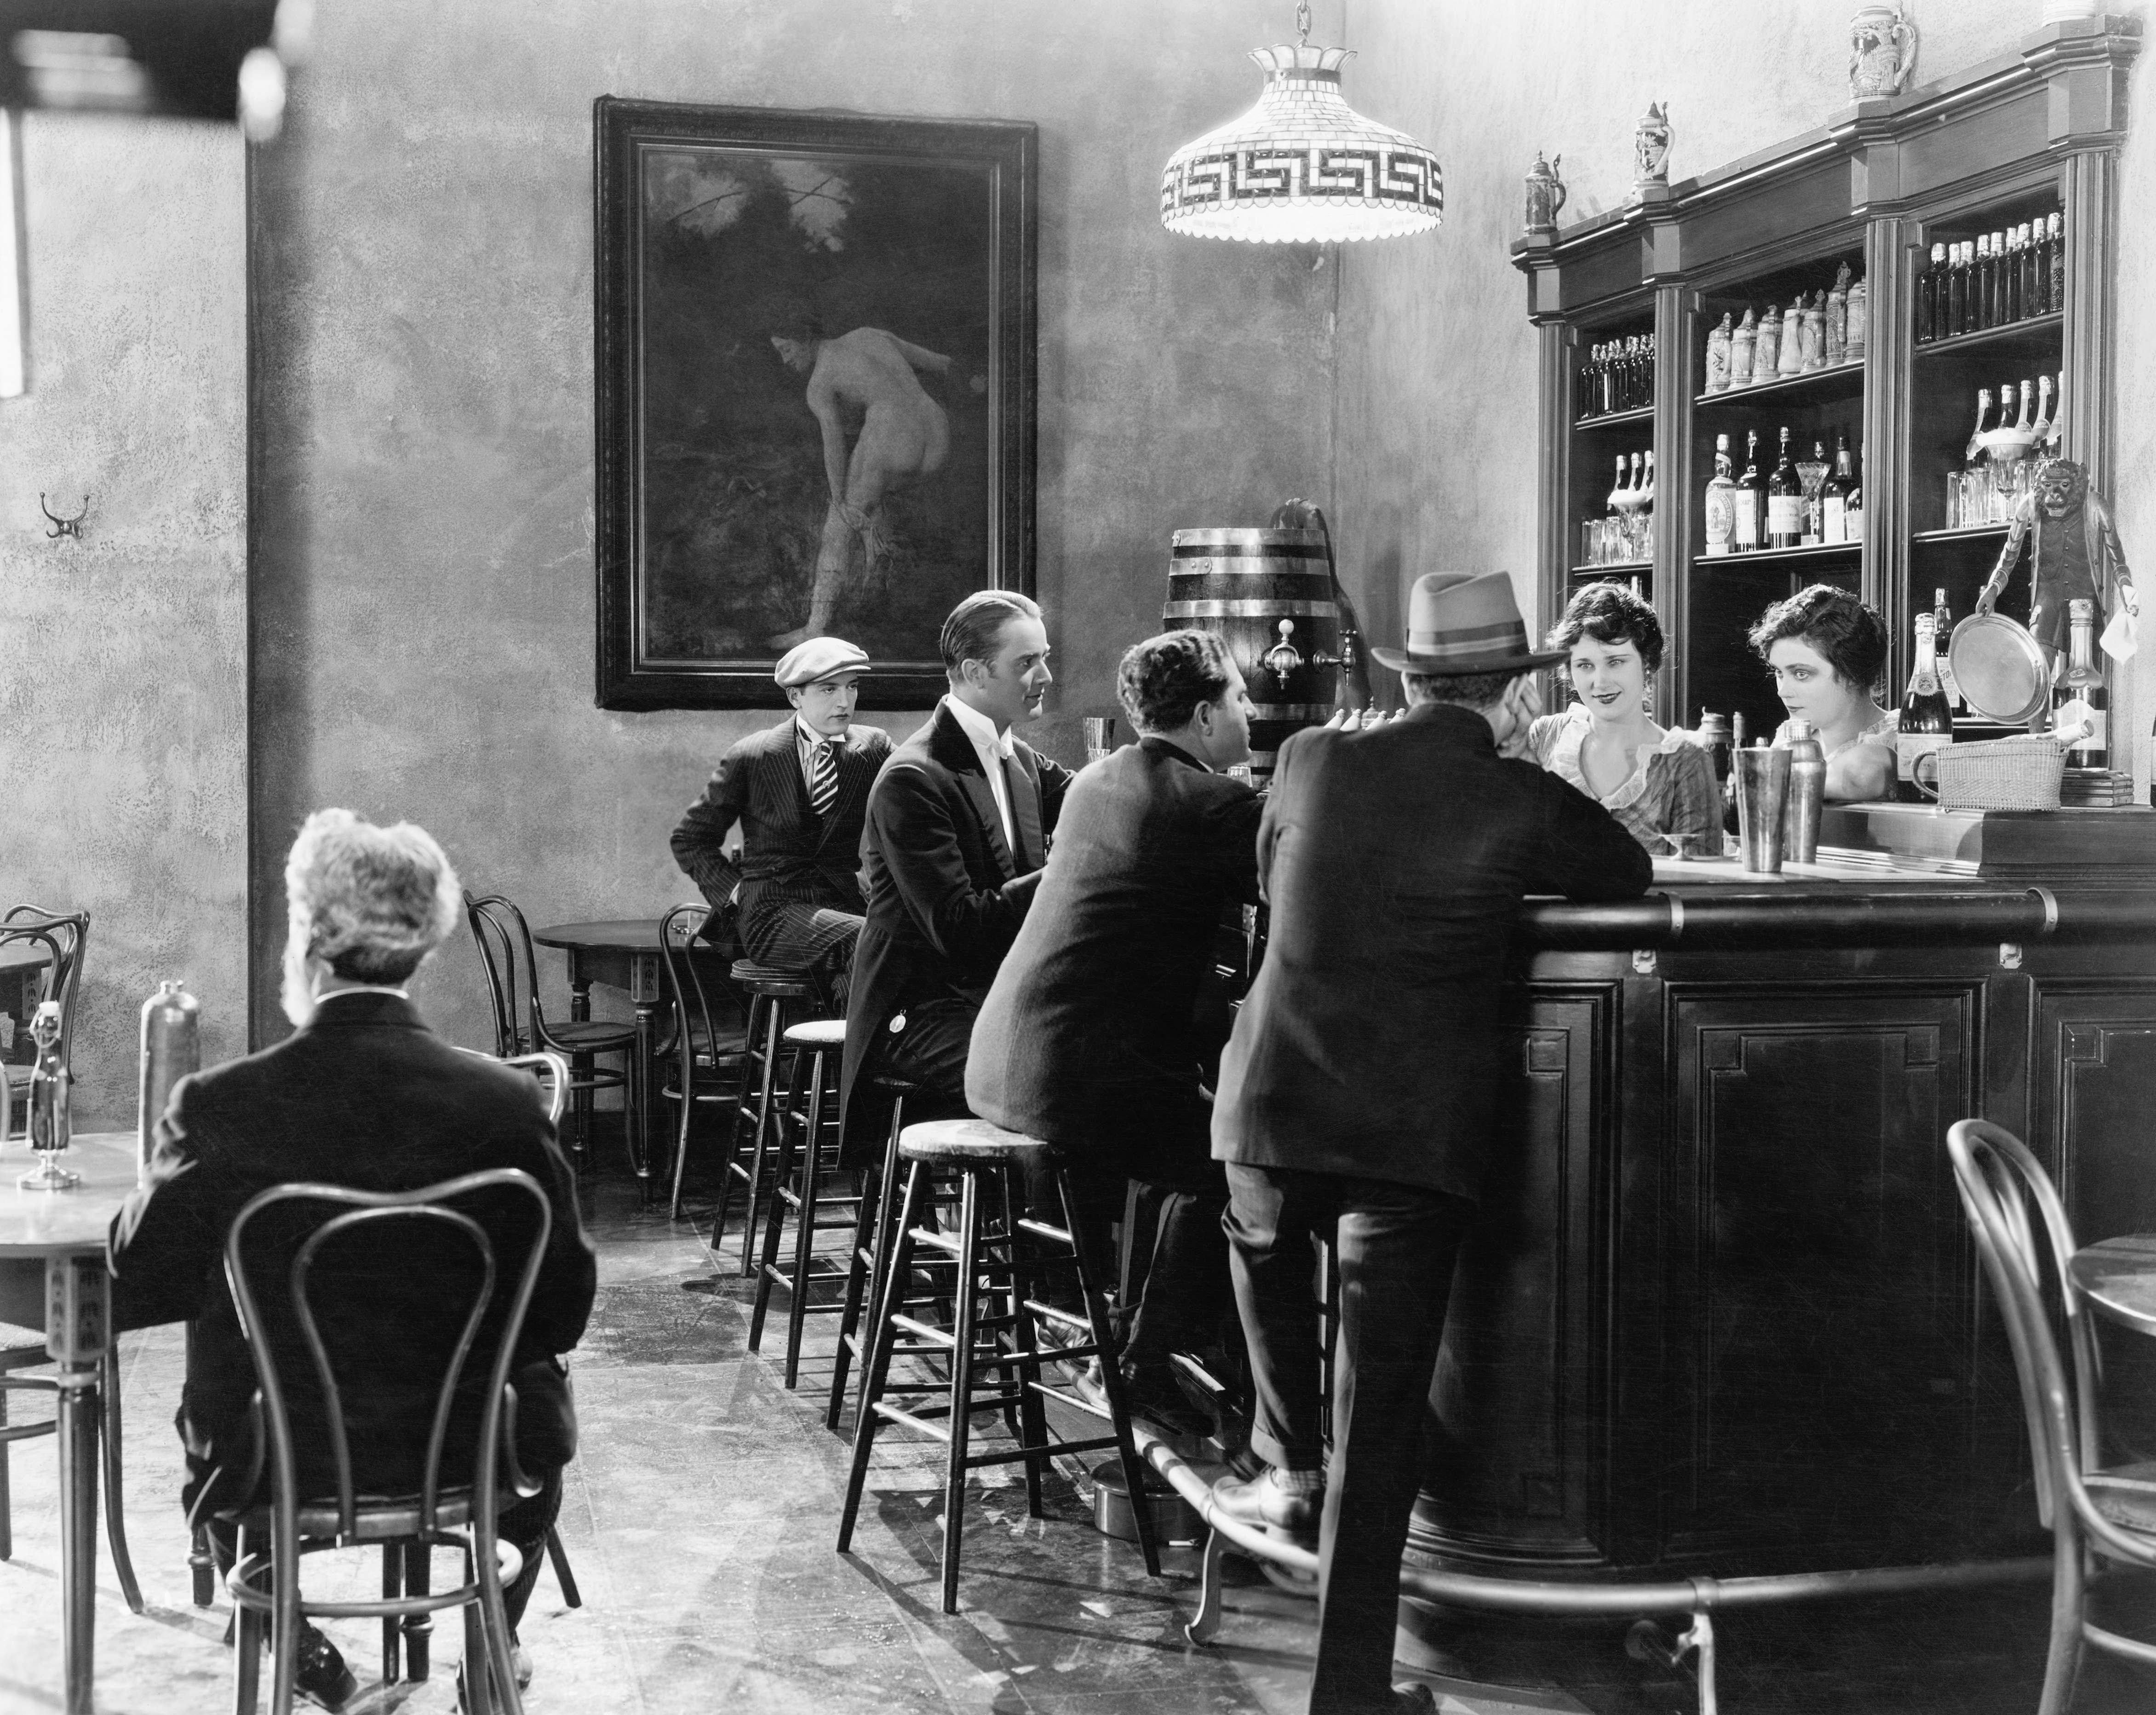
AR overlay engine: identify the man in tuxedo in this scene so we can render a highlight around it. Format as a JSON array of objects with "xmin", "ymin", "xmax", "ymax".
[
  {"xmin": 1211, "ymin": 573, "xmax": 1652, "ymax": 1715},
  {"xmin": 672, "ymin": 636, "xmax": 891, "ymax": 1006},
  {"xmin": 968, "ymin": 630, "xmax": 1260, "ymax": 1434},
  {"xmin": 841, "ymin": 590, "xmax": 1072, "ymax": 1131},
  {"xmin": 109, "ymin": 810, "xmax": 596, "ymax": 1709}
]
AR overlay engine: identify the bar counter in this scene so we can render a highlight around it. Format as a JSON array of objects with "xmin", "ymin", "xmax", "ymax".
[{"xmin": 1414, "ymin": 840, "xmax": 2156, "ymax": 1586}]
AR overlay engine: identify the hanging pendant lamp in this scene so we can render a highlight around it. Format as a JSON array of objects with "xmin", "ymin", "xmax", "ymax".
[{"xmin": 1160, "ymin": 1, "xmax": 1442, "ymax": 244}]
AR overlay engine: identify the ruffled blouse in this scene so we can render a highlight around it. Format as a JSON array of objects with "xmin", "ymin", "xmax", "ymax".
[
  {"xmin": 1771, "ymin": 712, "xmax": 1898, "ymax": 758},
  {"xmin": 1528, "ymin": 707, "xmax": 1722, "ymax": 860}
]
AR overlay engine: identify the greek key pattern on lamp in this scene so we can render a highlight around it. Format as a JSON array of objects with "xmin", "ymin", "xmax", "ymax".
[{"xmin": 1164, "ymin": 147, "xmax": 1444, "ymax": 215}]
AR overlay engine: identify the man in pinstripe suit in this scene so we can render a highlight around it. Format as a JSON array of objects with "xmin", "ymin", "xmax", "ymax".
[{"xmin": 671, "ymin": 637, "xmax": 893, "ymax": 1007}]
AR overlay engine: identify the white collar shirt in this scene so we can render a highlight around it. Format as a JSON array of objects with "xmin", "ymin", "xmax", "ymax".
[{"xmin": 941, "ymin": 694, "xmax": 1016, "ymax": 856}]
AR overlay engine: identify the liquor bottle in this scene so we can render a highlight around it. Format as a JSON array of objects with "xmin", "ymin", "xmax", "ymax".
[
  {"xmin": 1973, "ymin": 234, "xmax": 1994, "ymax": 331},
  {"xmin": 1846, "ymin": 444, "xmax": 1866, "ymax": 539},
  {"xmin": 1703, "ymin": 434, "xmax": 1737, "ymax": 556},
  {"xmin": 1820, "ymin": 432, "xmax": 1855, "ymax": 545},
  {"xmin": 1990, "ymin": 229, "xmax": 2009, "ymax": 325},
  {"xmin": 1932, "ymin": 587, "xmax": 1962, "ymax": 711},
  {"xmin": 1946, "ymin": 241, "xmax": 1970, "ymax": 336},
  {"xmin": 1897, "ymin": 613, "xmax": 1955, "ymax": 801},
  {"xmin": 1965, "ymin": 387, "xmax": 1995, "ymax": 464},
  {"xmin": 2046, "ymin": 212, "xmax": 2064, "ymax": 317},
  {"xmin": 2018, "ymin": 222, "xmax": 2038, "ymax": 320},
  {"xmin": 1916, "ymin": 242, "xmax": 1944, "ymax": 342},
  {"xmin": 2054, "ymin": 597, "xmax": 2109, "ymax": 769},
  {"xmin": 1766, "ymin": 428, "xmax": 1803, "ymax": 550},
  {"xmin": 1804, "ymin": 438, "xmax": 1829, "ymax": 545},
  {"xmin": 1733, "ymin": 430, "xmax": 1765, "ymax": 553},
  {"xmin": 2002, "ymin": 226, "xmax": 2022, "ymax": 323}
]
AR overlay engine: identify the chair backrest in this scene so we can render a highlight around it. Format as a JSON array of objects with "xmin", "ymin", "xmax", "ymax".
[
  {"xmin": 224, "ymin": 1169, "xmax": 552, "ymax": 1541},
  {"xmin": 656, "ymin": 903, "xmax": 716, "ymax": 1087},
  {"xmin": 464, "ymin": 891, "xmax": 545, "ymax": 1056},
  {"xmin": 451, "ymin": 1045, "xmax": 572, "ymax": 1128},
  {"xmin": 2, "ymin": 906, "xmax": 90, "ymax": 1078},
  {"xmin": 1944, "ymin": 1118, "xmax": 2147, "ymax": 1560}
]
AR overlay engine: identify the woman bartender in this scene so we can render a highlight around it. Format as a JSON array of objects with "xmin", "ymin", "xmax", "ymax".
[{"xmin": 1748, "ymin": 583, "xmax": 1896, "ymax": 802}]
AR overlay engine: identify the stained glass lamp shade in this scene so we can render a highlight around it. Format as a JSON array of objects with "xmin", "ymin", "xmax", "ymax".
[{"xmin": 1160, "ymin": 38, "xmax": 1442, "ymax": 244}]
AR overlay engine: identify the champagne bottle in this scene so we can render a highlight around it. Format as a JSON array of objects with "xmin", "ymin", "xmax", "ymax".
[
  {"xmin": 1703, "ymin": 434, "xmax": 1736, "ymax": 556},
  {"xmin": 2030, "ymin": 374, "xmax": 2055, "ymax": 447},
  {"xmin": 1820, "ymin": 432, "xmax": 1855, "ymax": 545},
  {"xmin": 1965, "ymin": 386, "xmax": 1995, "ymax": 464},
  {"xmin": 1733, "ymin": 430, "xmax": 1765, "ymax": 553},
  {"xmin": 2054, "ymin": 597, "xmax": 2108, "ymax": 769},
  {"xmin": 1766, "ymin": 428, "xmax": 1803, "ymax": 550},
  {"xmin": 1897, "ymin": 613, "xmax": 1955, "ymax": 800},
  {"xmin": 1607, "ymin": 453, "xmax": 1629, "ymax": 516},
  {"xmin": 2013, "ymin": 380, "xmax": 2034, "ymax": 437},
  {"xmin": 1932, "ymin": 587, "xmax": 1961, "ymax": 710}
]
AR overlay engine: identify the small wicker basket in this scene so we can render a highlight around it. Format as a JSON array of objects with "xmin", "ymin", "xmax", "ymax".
[{"xmin": 1929, "ymin": 734, "xmax": 2066, "ymax": 812}]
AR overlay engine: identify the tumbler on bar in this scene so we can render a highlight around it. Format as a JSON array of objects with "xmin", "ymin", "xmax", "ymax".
[
  {"xmin": 1780, "ymin": 720, "xmax": 1826, "ymax": 864},
  {"xmin": 1083, "ymin": 716, "xmax": 1116, "ymax": 764},
  {"xmin": 1734, "ymin": 743, "xmax": 1792, "ymax": 874}
]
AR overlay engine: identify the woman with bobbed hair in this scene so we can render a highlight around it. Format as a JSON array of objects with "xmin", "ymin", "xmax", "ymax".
[
  {"xmin": 1746, "ymin": 582, "xmax": 1896, "ymax": 801},
  {"xmin": 1527, "ymin": 581, "xmax": 1720, "ymax": 858}
]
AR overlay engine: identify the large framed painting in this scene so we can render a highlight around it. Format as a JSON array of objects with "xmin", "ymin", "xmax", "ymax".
[{"xmin": 594, "ymin": 98, "xmax": 1037, "ymax": 710}]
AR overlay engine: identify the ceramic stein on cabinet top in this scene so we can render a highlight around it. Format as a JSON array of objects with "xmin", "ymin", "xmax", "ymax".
[
  {"xmin": 1849, "ymin": 5, "xmax": 1918, "ymax": 98},
  {"xmin": 1524, "ymin": 151, "xmax": 1566, "ymax": 234}
]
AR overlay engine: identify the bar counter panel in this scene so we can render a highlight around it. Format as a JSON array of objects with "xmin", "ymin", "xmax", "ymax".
[{"xmin": 1405, "ymin": 875, "xmax": 2156, "ymax": 1582}]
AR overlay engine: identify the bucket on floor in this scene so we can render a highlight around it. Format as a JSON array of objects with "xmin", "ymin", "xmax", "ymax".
[{"xmin": 1091, "ymin": 1459, "xmax": 1203, "ymax": 1546}]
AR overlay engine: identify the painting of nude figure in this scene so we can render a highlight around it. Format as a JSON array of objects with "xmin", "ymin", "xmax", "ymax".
[{"xmin": 595, "ymin": 100, "xmax": 1037, "ymax": 710}]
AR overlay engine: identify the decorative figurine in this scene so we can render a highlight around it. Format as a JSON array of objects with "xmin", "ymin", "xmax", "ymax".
[
  {"xmin": 1633, "ymin": 102, "xmax": 1672, "ymax": 192},
  {"xmin": 1757, "ymin": 302, "xmax": 1783, "ymax": 379},
  {"xmin": 1778, "ymin": 294, "xmax": 1807, "ymax": 375},
  {"xmin": 1849, "ymin": 5, "xmax": 1919, "ymax": 98},
  {"xmin": 1826, "ymin": 264, "xmax": 1851, "ymax": 364},
  {"xmin": 1524, "ymin": 151, "xmax": 1567, "ymax": 235},
  {"xmin": 19, "ymin": 1001, "xmax": 79, "ymax": 1191},
  {"xmin": 1976, "ymin": 457, "xmax": 2139, "ymax": 675},
  {"xmin": 1706, "ymin": 313, "xmax": 1733, "ymax": 393},
  {"xmin": 1731, "ymin": 307, "xmax": 1758, "ymax": 387},
  {"xmin": 1846, "ymin": 274, "xmax": 1869, "ymax": 360}
]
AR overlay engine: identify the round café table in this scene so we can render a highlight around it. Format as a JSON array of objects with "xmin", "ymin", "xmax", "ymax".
[
  {"xmin": 2070, "ymin": 1233, "xmax": 2156, "ymax": 1336},
  {"xmin": 531, "ymin": 920, "xmax": 738, "ymax": 1196},
  {"xmin": 0, "ymin": 1131, "xmax": 139, "ymax": 1715}
]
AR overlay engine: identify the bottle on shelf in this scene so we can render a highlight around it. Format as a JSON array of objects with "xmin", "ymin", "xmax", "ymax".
[
  {"xmin": 1846, "ymin": 444, "xmax": 1865, "ymax": 539},
  {"xmin": 1766, "ymin": 428, "xmax": 1804, "ymax": 550},
  {"xmin": 1639, "ymin": 450, "xmax": 1657, "ymax": 560},
  {"xmin": 1733, "ymin": 430, "xmax": 1765, "ymax": 553},
  {"xmin": 1703, "ymin": 433, "xmax": 1736, "ymax": 556},
  {"xmin": 1973, "ymin": 234, "xmax": 1994, "ymax": 331},
  {"xmin": 2054, "ymin": 597, "xmax": 2109, "ymax": 769},
  {"xmin": 1947, "ymin": 240, "xmax": 1970, "ymax": 336},
  {"xmin": 1896, "ymin": 612, "xmax": 1955, "ymax": 801},
  {"xmin": 1990, "ymin": 228, "xmax": 2009, "ymax": 325},
  {"xmin": 2013, "ymin": 379, "xmax": 2034, "ymax": 437},
  {"xmin": 1803, "ymin": 438, "xmax": 1829, "ymax": 545},
  {"xmin": 2018, "ymin": 221, "xmax": 2038, "ymax": 320},
  {"xmin": 2004, "ymin": 226, "xmax": 2023, "ymax": 324},
  {"xmin": 1932, "ymin": 587, "xmax": 1961, "ymax": 710},
  {"xmin": 1965, "ymin": 386, "xmax": 1995, "ymax": 463},
  {"xmin": 2046, "ymin": 370, "xmax": 2066, "ymax": 455},
  {"xmin": 1607, "ymin": 453, "xmax": 1630, "ymax": 516},
  {"xmin": 1820, "ymin": 432, "xmax": 1856, "ymax": 545},
  {"xmin": 1917, "ymin": 242, "xmax": 1944, "ymax": 343},
  {"xmin": 2047, "ymin": 212, "xmax": 2065, "ymax": 316}
]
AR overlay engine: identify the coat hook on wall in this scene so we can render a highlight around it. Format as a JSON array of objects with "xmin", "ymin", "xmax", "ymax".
[{"xmin": 40, "ymin": 493, "xmax": 89, "ymax": 540}]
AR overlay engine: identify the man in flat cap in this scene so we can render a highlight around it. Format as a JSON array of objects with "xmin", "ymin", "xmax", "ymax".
[
  {"xmin": 672, "ymin": 637, "xmax": 891, "ymax": 1007},
  {"xmin": 1212, "ymin": 572, "xmax": 1651, "ymax": 1715}
]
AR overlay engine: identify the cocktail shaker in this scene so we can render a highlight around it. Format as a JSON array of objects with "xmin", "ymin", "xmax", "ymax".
[
  {"xmin": 1734, "ymin": 743, "xmax": 1792, "ymax": 874},
  {"xmin": 1780, "ymin": 719, "xmax": 1826, "ymax": 864},
  {"xmin": 139, "ymin": 979, "xmax": 201, "ymax": 1174}
]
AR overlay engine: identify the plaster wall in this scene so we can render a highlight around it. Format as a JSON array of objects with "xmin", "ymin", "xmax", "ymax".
[
  {"xmin": 1336, "ymin": 0, "xmax": 2152, "ymax": 784},
  {"xmin": 0, "ymin": 116, "xmax": 246, "ymax": 1125},
  {"xmin": 250, "ymin": 0, "xmax": 1340, "ymax": 1048}
]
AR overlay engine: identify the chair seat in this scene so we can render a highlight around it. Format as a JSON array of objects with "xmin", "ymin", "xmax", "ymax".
[
  {"xmin": 223, "ymin": 1487, "xmax": 480, "ymax": 1543},
  {"xmin": 2087, "ymin": 1461, "xmax": 2156, "ymax": 1537},
  {"xmin": 730, "ymin": 960, "xmax": 818, "ymax": 998},
  {"xmin": 544, "ymin": 1019, "xmax": 639, "ymax": 1050},
  {"xmin": 782, "ymin": 1019, "xmax": 848, "ymax": 1050},
  {"xmin": 899, "ymin": 1117, "xmax": 1048, "ymax": 1163}
]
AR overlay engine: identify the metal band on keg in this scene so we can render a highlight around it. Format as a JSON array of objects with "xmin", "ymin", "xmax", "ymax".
[{"xmin": 1164, "ymin": 599, "xmax": 1336, "ymax": 619}]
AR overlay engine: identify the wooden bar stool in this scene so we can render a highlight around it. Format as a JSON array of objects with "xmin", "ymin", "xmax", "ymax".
[
  {"xmin": 711, "ymin": 962, "xmax": 819, "ymax": 1275},
  {"xmin": 747, "ymin": 1021, "xmax": 860, "ymax": 1387},
  {"xmin": 836, "ymin": 1118, "xmax": 1162, "ymax": 1613}
]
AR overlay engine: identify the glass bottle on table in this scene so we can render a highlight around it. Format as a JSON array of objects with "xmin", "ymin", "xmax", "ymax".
[
  {"xmin": 2053, "ymin": 597, "xmax": 2109, "ymax": 770},
  {"xmin": 1896, "ymin": 613, "xmax": 1955, "ymax": 802},
  {"xmin": 1733, "ymin": 430, "xmax": 1765, "ymax": 553},
  {"xmin": 1766, "ymin": 428, "xmax": 1803, "ymax": 550},
  {"xmin": 1703, "ymin": 433, "xmax": 1737, "ymax": 556}
]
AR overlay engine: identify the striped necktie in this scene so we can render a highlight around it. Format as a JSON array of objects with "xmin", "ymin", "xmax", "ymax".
[{"xmin": 808, "ymin": 738, "xmax": 839, "ymax": 819}]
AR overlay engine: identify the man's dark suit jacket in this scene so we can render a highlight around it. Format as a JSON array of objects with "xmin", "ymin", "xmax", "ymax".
[
  {"xmin": 1212, "ymin": 703, "xmax": 1652, "ymax": 1203},
  {"xmin": 108, "ymin": 991, "xmax": 597, "ymax": 1518},
  {"xmin": 840, "ymin": 701, "xmax": 1073, "ymax": 1126},
  {"xmin": 670, "ymin": 718, "xmax": 893, "ymax": 958},
  {"xmin": 967, "ymin": 737, "xmax": 1261, "ymax": 1171}
]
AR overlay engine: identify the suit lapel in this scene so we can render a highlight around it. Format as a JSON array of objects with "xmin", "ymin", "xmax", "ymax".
[
  {"xmin": 767, "ymin": 720, "xmax": 813, "ymax": 832},
  {"xmin": 932, "ymin": 706, "xmax": 1016, "ymax": 882}
]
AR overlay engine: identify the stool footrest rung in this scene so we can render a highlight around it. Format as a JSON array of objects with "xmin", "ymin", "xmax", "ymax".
[
  {"xmin": 1027, "ymin": 1381, "xmax": 1112, "ymax": 1420},
  {"xmin": 1015, "ymin": 1216, "xmax": 1075, "ymax": 1246},
  {"xmin": 907, "ymin": 1228, "xmax": 1022, "ymax": 1261},
  {"xmin": 1022, "ymin": 1300, "xmax": 1091, "ymax": 1331},
  {"xmin": 964, "ymin": 1435, "xmax": 1123, "ymax": 1469}
]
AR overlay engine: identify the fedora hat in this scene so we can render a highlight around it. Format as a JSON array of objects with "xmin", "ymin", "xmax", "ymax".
[{"xmin": 1370, "ymin": 572, "xmax": 1566, "ymax": 677}]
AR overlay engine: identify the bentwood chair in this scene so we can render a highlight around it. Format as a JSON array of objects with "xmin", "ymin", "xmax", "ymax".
[
  {"xmin": 0, "ymin": 906, "xmax": 88, "ymax": 1139},
  {"xmin": 219, "ymin": 1170, "xmax": 552, "ymax": 1715},
  {"xmin": 465, "ymin": 892, "xmax": 636, "ymax": 1167},
  {"xmin": 653, "ymin": 904, "xmax": 751, "ymax": 1220},
  {"xmin": 1947, "ymin": 1119, "xmax": 2156, "ymax": 1712}
]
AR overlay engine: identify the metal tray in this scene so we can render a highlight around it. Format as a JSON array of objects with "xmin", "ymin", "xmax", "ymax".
[{"xmin": 1949, "ymin": 611, "xmax": 2050, "ymax": 727}]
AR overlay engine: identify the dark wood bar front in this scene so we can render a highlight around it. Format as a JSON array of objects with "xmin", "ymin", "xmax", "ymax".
[{"xmin": 1413, "ymin": 866, "xmax": 2156, "ymax": 1585}]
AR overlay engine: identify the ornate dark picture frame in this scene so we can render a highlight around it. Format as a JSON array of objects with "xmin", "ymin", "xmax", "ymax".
[{"xmin": 593, "ymin": 98, "xmax": 1037, "ymax": 710}]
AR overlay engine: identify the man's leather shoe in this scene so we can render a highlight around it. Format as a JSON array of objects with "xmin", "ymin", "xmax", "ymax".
[
  {"xmin": 293, "ymin": 1623, "xmax": 357, "ymax": 1712},
  {"xmin": 1210, "ymin": 1467, "xmax": 1322, "ymax": 1547}
]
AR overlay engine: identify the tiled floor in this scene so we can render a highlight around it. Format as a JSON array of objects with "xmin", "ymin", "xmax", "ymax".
[{"xmin": 4, "ymin": 1153, "xmax": 2153, "ymax": 1714}]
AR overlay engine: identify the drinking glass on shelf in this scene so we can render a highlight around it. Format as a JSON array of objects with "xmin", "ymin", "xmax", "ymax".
[{"xmin": 1944, "ymin": 473, "xmax": 1962, "ymax": 531}]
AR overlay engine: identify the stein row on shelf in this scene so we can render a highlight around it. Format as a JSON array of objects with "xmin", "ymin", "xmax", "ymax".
[
  {"xmin": 1702, "ymin": 262, "xmax": 1867, "ymax": 395},
  {"xmin": 1915, "ymin": 212, "xmax": 2064, "ymax": 345}
]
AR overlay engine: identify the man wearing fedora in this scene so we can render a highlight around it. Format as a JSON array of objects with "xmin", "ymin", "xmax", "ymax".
[
  {"xmin": 1210, "ymin": 571, "xmax": 1652, "ymax": 1715},
  {"xmin": 671, "ymin": 637, "xmax": 891, "ymax": 1007}
]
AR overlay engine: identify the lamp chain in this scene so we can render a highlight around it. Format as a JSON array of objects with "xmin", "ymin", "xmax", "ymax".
[{"xmin": 1295, "ymin": 1, "xmax": 1312, "ymax": 45}]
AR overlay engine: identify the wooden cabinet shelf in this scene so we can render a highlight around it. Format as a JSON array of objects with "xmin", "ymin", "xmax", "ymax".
[
  {"xmin": 1571, "ymin": 560, "xmax": 1651, "ymax": 577},
  {"xmin": 1514, "ymin": 13, "xmax": 2136, "ymax": 752},
  {"xmin": 1575, "ymin": 403, "xmax": 1655, "ymax": 430}
]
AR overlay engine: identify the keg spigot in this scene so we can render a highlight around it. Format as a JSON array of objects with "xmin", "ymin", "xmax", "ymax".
[{"xmin": 1263, "ymin": 619, "xmax": 1303, "ymax": 686}]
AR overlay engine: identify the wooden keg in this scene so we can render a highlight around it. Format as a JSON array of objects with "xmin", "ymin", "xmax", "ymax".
[{"xmin": 1164, "ymin": 528, "xmax": 1341, "ymax": 779}]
